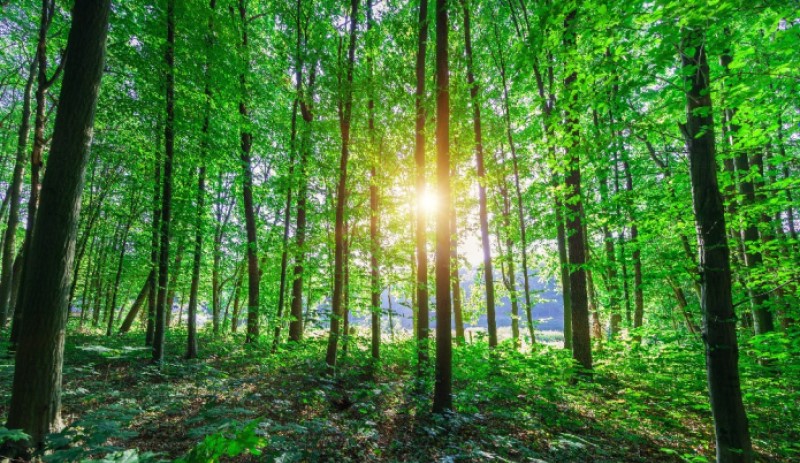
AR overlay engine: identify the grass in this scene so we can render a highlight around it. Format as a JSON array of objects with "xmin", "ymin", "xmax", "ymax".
[{"xmin": 0, "ymin": 325, "xmax": 797, "ymax": 462}]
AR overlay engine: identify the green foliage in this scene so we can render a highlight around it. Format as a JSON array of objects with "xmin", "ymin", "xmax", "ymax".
[{"xmin": 175, "ymin": 420, "xmax": 266, "ymax": 463}]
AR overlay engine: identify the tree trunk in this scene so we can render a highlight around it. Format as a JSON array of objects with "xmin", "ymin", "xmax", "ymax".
[
  {"xmin": 9, "ymin": 0, "xmax": 61, "ymax": 345},
  {"xmin": 432, "ymin": 0, "xmax": 452, "ymax": 414},
  {"xmin": 450, "ymin": 186, "xmax": 465, "ymax": 345},
  {"xmin": 118, "ymin": 272, "xmax": 153, "ymax": 334},
  {"xmin": 106, "ymin": 196, "xmax": 136, "ymax": 336},
  {"xmin": 460, "ymin": 0, "xmax": 497, "ymax": 348},
  {"xmin": 273, "ymin": 99, "xmax": 298, "ymax": 351},
  {"xmin": 186, "ymin": 166, "xmax": 205, "ymax": 359},
  {"xmin": 0, "ymin": 57, "xmax": 36, "ymax": 329},
  {"xmin": 367, "ymin": 0, "xmax": 381, "ymax": 361},
  {"xmin": 238, "ymin": 0, "xmax": 260, "ymax": 344},
  {"xmin": 622, "ymin": 159, "xmax": 644, "ymax": 339},
  {"xmin": 146, "ymin": 126, "xmax": 162, "ymax": 347},
  {"xmin": 152, "ymin": 0, "xmax": 176, "ymax": 362},
  {"xmin": 563, "ymin": 8, "xmax": 592, "ymax": 371},
  {"xmin": 413, "ymin": 0, "xmax": 430, "ymax": 368},
  {"xmin": 681, "ymin": 27, "xmax": 753, "ymax": 463},
  {"xmin": 324, "ymin": 0, "xmax": 359, "ymax": 370},
  {"xmin": 5, "ymin": 0, "xmax": 110, "ymax": 449}
]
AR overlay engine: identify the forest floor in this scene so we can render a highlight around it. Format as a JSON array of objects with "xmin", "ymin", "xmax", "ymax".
[{"xmin": 1, "ymin": 328, "xmax": 798, "ymax": 463}]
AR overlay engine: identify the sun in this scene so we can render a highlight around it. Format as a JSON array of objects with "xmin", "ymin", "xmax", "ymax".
[{"xmin": 418, "ymin": 188, "xmax": 439, "ymax": 215}]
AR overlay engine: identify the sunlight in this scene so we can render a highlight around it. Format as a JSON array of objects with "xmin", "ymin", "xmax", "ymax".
[{"xmin": 418, "ymin": 188, "xmax": 439, "ymax": 215}]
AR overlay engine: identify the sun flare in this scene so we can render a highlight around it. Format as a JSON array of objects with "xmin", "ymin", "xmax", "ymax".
[{"xmin": 418, "ymin": 189, "xmax": 439, "ymax": 215}]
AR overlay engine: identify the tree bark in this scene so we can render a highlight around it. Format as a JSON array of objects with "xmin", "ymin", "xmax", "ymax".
[
  {"xmin": 238, "ymin": 0, "xmax": 260, "ymax": 344},
  {"xmin": 152, "ymin": 0, "xmax": 176, "ymax": 362},
  {"xmin": 0, "ymin": 56, "xmax": 36, "ymax": 329},
  {"xmin": 325, "ymin": 0, "xmax": 359, "ymax": 370},
  {"xmin": 460, "ymin": 0, "xmax": 497, "ymax": 348},
  {"xmin": 5, "ymin": 0, "xmax": 110, "ymax": 449},
  {"xmin": 413, "ymin": 0, "xmax": 430, "ymax": 368},
  {"xmin": 106, "ymin": 195, "xmax": 137, "ymax": 336},
  {"xmin": 563, "ymin": 7, "xmax": 592, "ymax": 371},
  {"xmin": 118, "ymin": 272, "xmax": 153, "ymax": 334},
  {"xmin": 432, "ymin": 0, "xmax": 452, "ymax": 414},
  {"xmin": 366, "ymin": 0, "xmax": 381, "ymax": 361},
  {"xmin": 681, "ymin": 27, "xmax": 753, "ymax": 463}
]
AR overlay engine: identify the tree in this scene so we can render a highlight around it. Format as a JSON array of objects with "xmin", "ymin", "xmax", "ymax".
[
  {"xmin": 460, "ymin": 0, "xmax": 497, "ymax": 348},
  {"xmin": 562, "ymin": 5, "xmax": 591, "ymax": 371},
  {"xmin": 153, "ymin": 0, "xmax": 177, "ymax": 362},
  {"xmin": 432, "ymin": 0, "xmax": 452, "ymax": 414},
  {"xmin": 413, "ymin": 0, "xmax": 430, "ymax": 368},
  {"xmin": 238, "ymin": 0, "xmax": 260, "ymax": 344},
  {"xmin": 5, "ymin": 0, "xmax": 110, "ymax": 449},
  {"xmin": 680, "ymin": 25, "xmax": 753, "ymax": 463},
  {"xmin": 325, "ymin": 0, "xmax": 359, "ymax": 370}
]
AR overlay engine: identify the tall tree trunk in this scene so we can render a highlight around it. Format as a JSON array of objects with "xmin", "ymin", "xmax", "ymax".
[
  {"xmin": 720, "ymin": 50, "xmax": 773, "ymax": 335},
  {"xmin": 153, "ymin": 0, "xmax": 176, "ymax": 362},
  {"xmin": 499, "ymin": 175, "xmax": 520, "ymax": 349},
  {"xmin": 460, "ymin": 0, "xmax": 497, "ymax": 348},
  {"xmin": 10, "ymin": 0, "xmax": 62, "ymax": 346},
  {"xmin": 106, "ymin": 196, "xmax": 136, "ymax": 336},
  {"xmin": 563, "ymin": 7, "xmax": 591, "ymax": 371},
  {"xmin": 324, "ymin": 0, "xmax": 359, "ymax": 370},
  {"xmin": 502, "ymin": 85, "xmax": 535, "ymax": 345},
  {"xmin": 289, "ymin": 97, "xmax": 313, "ymax": 342},
  {"xmin": 622, "ymin": 159, "xmax": 644, "ymax": 339},
  {"xmin": 0, "ymin": 57, "xmax": 36, "ymax": 329},
  {"xmin": 599, "ymin": 166, "xmax": 620, "ymax": 340},
  {"xmin": 146, "ymin": 127, "xmax": 162, "ymax": 347},
  {"xmin": 555, "ymin": 192, "xmax": 572, "ymax": 349},
  {"xmin": 367, "ymin": 0, "xmax": 381, "ymax": 361},
  {"xmin": 5, "ymin": 0, "xmax": 110, "ymax": 449},
  {"xmin": 680, "ymin": 27, "xmax": 753, "ymax": 463},
  {"xmin": 273, "ymin": 99, "xmax": 298, "ymax": 351},
  {"xmin": 165, "ymin": 240, "xmax": 186, "ymax": 327},
  {"xmin": 413, "ymin": 0, "xmax": 430, "ymax": 368},
  {"xmin": 432, "ymin": 0, "xmax": 452, "ymax": 414},
  {"xmin": 238, "ymin": 0, "xmax": 260, "ymax": 344},
  {"xmin": 186, "ymin": 0, "xmax": 216, "ymax": 358},
  {"xmin": 450, "ymin": 182, "xmax": 465, "ymax": 345}
]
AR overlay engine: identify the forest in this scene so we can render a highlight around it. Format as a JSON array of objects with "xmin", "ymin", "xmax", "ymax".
[{"xmin": 0, "ymin": 0, "xmax": 798, "ymax": 461}]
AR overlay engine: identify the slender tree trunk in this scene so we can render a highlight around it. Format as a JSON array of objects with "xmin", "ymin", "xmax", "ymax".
[
  {"xmin": 450, "ymin": 187, "xmax": 465, "ymax": 345},
  {"xmin": 495, "ymin": 23, "xmax": 535, "ymax": 346},
  {"xmin": 5, "ymin": 0, "xmax": 110, "ymax": 449},
  {"xmin": 0, "ymin": 57, "xmax": 36, "ymax": 329},
  {"xmin": 186, "ymin": 166, "xmax": 205, "ymax": 359},
  {"xmin": 460, "ymin": 0, "xmax": 497, "ymax": 348},
  {"xmin": 622, "ymin": 159, "xmax": 644, "ymax": 338},
  {"xmin": 720, "ymin": 50, "xmax": 773, "ymax": 335},
  {"xmin": 106, "ymin": 197, "xmax": 136, "ymax": 336},
  {"xmin": 555, "ymin": 193, "xmax": 572, "ymax": 349},
  {"xmin": 325, "ymin": 0, "xmax": 359, "ymax": 370},
  {"xmin": 563, "ymin": 8, "xmax": 591, "ymax": 370},
  {"xmin": 413, "ymin": 0, "xmax": 430, "ymax": 368},
  {"xmin": 599, "ymin": 168, "xmax": 621, "ymax": 340},
  {"xmin": 153, "ymin": 0, "xmax": 176, "ymax": 362},
  {"xmin": 680, "ymin": 27, "xmax": 753, "ymax": 463},
  {"xmin": 238, "ymin": 0, "xmax": 260, "ymax": 344},
  {"xmin": 500, "ymin": 179, "xmax": 520, "ymax": 349},
  {"xmin": 367, "ymin": 0, "xmax": 381, "ymax": 361},
  {"xmin": 164, "ymin": 240, "xmax": 185, "ymax": 328},
  {"xmin": 432, "ymin": 0, "xmax": 452, "ymax": 414},
  {"xmin": 146, "ymin": 127, "xmax": 162, "ymax": 347},
  {"xmin": 118, "ymin": 272, "xmax": 152, "ymax": 334},
  {"xmin": 10, "ymin": 0, "xmax": 61, "ymax": 345},
  {"xmin": 289, "ymin": 112, "xmax": 312, "ymax": 342},
  {"xmin": 273, "ymin": 99, "xmax": 298, "ymax": 351}
]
